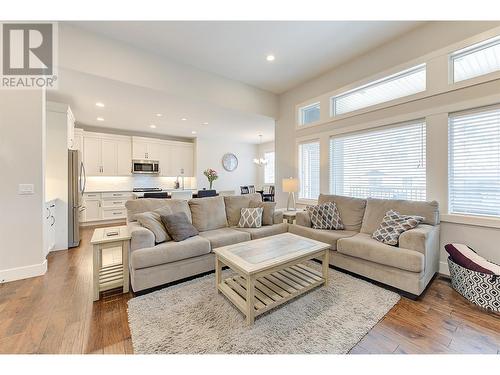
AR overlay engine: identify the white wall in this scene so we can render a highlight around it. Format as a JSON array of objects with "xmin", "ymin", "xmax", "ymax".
[
  {"xmin": 0, "ymin": 89, "xmax": 47, "ymax": 282},
  {"xmin": 195, "ymin": 138, "xmax": 258, "ymax": 194},
  {"xmin": 275, "ymin": 21, "xmax": 500, "ymax": 273}
]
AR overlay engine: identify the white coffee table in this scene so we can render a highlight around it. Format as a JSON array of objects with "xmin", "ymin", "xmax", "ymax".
[{"xmin": 213, "ymin": 232, "xmax": 330, "ymax": 325}]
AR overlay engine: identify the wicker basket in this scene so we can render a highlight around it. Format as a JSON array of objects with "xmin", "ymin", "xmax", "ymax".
[{"xmin": 447, "ymin": 257, "xmax": 500, "ymax": 312}]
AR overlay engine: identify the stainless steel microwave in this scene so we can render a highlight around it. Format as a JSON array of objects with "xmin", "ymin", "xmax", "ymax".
[{"xmin": 132, "ymin": 160, "xmax": 160, "ymax": 174}]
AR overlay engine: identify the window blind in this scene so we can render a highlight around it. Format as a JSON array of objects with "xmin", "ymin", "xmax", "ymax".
[
  {"xmin": 330, "ymin": 121, "xmax": 426, "ymax": 201},
  {"xmin": 331, "ymin": 65, "xmax": 426, "ymax": 116},
  {"xmin": 298, "ymin": 141, "xmax": 320, "ymax": 199},
  {"xmin": 449, "ymin": 106, "xmax": 500, "ymax": 217},
  {"xmin": 264, "ymin": 151, "xmax": 275, "ymax": 184}
]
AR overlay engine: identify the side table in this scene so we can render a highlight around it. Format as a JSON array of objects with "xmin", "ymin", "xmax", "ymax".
[
  {"xmin": 281, "ymin": 209, "xmax": 304, "ymax": 224},
  {"xmin": 90, "ymin": 225, "xmax": 131, "ymax": 301}
]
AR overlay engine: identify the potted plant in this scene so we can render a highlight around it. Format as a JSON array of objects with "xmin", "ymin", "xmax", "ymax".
[{"xmin": 203, "ymin": 168, "xmax": 218, "ymax": 190}]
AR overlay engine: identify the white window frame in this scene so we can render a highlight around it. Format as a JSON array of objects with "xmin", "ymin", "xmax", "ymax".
[
  {"xmin": 450, "ymin": 34, "xmax": 500, "ymax": 84},
  {"xmin": 298, "ymin": 140, "xmax": 321, "ymax": 201},
  {"xmin": 330, "ymin": 64, "xmax": 426, "ymax": 117},
  {"xmin": 298, "ymin": 102, "xmax": 321, "ymax": 126}
]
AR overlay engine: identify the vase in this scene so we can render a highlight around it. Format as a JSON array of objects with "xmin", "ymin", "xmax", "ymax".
[{"xmin": 209, "ymin": 181, "xmax": 213, "ymax": 189}]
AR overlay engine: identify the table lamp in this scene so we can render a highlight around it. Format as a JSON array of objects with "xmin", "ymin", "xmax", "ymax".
[{"xmin": 282, "ymin": 177, "xmax": 299, "ymax": 211}]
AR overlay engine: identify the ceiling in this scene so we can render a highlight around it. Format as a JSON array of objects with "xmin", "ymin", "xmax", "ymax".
[
  {"xmin": 70, "ymin": 21, "xmax": 424, "ymax": 94},
  {"xmin": 48, "ymin": 69, "xmax": 275, "ymax": 143}
]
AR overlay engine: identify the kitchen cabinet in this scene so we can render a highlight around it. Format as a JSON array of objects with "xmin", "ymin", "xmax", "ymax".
[
  {"xmin": 170, "ymin": 142, "xmax": 194, "ymax": 177},
  {"xmin": 83, "ymin": 197, "xmax": 101, "ymax": 222},
  {"xmin": 83, "ymin": 133, "xmax": 132, "ymax": 176},
  {"xmin": 81, "ymin": 192, "xmax": 133, "ymax": 223},
  {"xmin": 67, "ymin": 107, "xmax": 76, "ymax": 150},
  {"xmin": 44, "ymin": 200, "xmax": 57, "ymax": 256},
  {"xmin": 132, "ymin": 137, "xmax": 162, "ymax": 160}
]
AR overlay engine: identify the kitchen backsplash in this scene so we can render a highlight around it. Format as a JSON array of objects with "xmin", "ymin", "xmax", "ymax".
[{"xmin": 85, "ymin": 176, "xmax": 196, "ymax": 192}]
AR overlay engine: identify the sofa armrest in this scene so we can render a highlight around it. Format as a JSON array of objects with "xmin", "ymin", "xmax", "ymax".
[
  {"xmin": 399, "ymin": 224, "xmax": 439, "ymax": 255},
  {"xmin": 295, "ymin": 211, "xmax": 312, "ymax": 227},
  {"xmin": 129, "ymin": 221, "xmax": 155, "ymax": 251},
  {"xmin": 273, "ymin": 210, "xmax": 283, "ymax": 224}
]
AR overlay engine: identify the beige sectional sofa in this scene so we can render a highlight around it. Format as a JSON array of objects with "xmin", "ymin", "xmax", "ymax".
[
  {"xmin": 289, "ymin": 194, "xmax": 440, "ymax": 296},
  {"xmin": 125, "ymin": 193, "xmax": 286, "ymax": 292}
]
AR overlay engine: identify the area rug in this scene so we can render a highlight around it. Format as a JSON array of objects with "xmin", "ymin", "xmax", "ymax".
[{"xmin": 127, "ymin": 264, "xmax": 400, "ymax": 354}]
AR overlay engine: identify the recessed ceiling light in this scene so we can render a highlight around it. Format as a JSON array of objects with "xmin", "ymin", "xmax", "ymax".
[
  {"xmin": 95, "ymin": 102, "xmax": 105, "ymax": 107},
  {"xmin": 266, "ymin": 54, "xmax": 275, "ymax": 62},
  {"xmin": 181, "ymin": 118, "xmax": 187, "ymax": 121},
  {"xmin": 149, "ymin": 124, "xmax": 156, "ymax": 129},
  {"xmin": 96, "ymin": 117, "xmax": 104, "ymax": 121},
  {"xmin": 156, "ymin": 113, "xmax": 163, "ymax": 117},
  {"xmin": 191, "ymin": 131, "xmax": 197, "ymax": 134},
  {"xmin": 202, "ymin": 122, "xmax": 208, "ymax": 125}
]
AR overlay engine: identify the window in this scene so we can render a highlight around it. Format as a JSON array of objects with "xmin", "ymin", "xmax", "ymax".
[
  {"xmin": 449, "ymin": 106, "xmax": 500, "ymax": 217},
  {"xmin": 299, "ymin": 102, "xmax": 320, "ymax": 125},
  {"xmin": 331, "ymin": 64, "xmax": 426, "ymax": 116},
  {"xmin": 330, "ymin": 121, "xmax": 426, "ymax": 201},
  {"xmin": 298, "ymin": 141, "xmax": 320, "ymax": 200},
  {"xmin": 264, "ymin": 151, "xmax": 275, "ymax": 184},
  {"xmin": 451, "ymin": 35, "xmax": 500, "ymax": 83}
]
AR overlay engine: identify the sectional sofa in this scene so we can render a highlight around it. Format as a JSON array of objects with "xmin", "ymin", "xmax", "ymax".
[
  {"xmin": 125, "ymin": 193, "xmax": 286, "ymax": 292},
  {"xmin": 125, "ymin": 193, "xmax": 440, "ymax": 297},
  {"xmin": 289, "ymin": 194, "xmax": 440, "ymax": 296}
]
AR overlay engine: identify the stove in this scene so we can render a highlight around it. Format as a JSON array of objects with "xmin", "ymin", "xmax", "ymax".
[{"xmin": 132, "ymin": 187, "xmax": 162, "ymax": 192}]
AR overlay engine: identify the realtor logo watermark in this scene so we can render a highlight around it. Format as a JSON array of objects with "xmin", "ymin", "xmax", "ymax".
[{"xmin": 1, "ymin": 22, "xmax": 58, "ymax": 89}]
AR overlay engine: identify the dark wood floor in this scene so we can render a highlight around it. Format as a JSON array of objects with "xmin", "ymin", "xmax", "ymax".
[{"xmin": 0, "ymin": 225, "xmax": 499, "ymax": 354}]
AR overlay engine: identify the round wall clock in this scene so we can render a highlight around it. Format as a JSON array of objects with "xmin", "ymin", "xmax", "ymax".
[{"xmin": 222, "ymin": 153, "xmax": 238, "ymax": 172}]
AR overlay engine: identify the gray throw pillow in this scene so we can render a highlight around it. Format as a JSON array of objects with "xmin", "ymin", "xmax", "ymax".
[
  {"xmin": 238, "ymin": 207, "xmax": 263, "ymax": 228},
  {"xmin": 249, "ymin": 200, "xmax": 276, "ymax": 226},
  {"xmin": 161, "ymin": 212, "xmax": 199, "ymax": 242},
  {"xmin": 306, "ymin": 202, "xmax": 344, "ymax": 230},
  {"xmin": 135, "ymin": 206, "xmax": 172, "ymax": 243},
  {"xmin": 372, "ymin": 210, "xmax": 424, "ymax": 246}
]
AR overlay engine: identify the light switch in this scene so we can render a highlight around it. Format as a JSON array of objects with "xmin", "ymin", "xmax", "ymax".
[{"xmin": 18, "ymin": 184, "xmax": 34, "ymax": 195}]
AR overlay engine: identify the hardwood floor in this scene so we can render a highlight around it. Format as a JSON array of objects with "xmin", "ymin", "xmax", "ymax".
[{"xmin": 0, "ymin": 225, "xmax": 498, "ymax": 354}]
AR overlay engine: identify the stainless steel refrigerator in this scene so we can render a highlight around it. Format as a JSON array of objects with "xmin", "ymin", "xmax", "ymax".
[{"xmin": 68, "ymin": 149, "xmax": 86, "ymax": 248}]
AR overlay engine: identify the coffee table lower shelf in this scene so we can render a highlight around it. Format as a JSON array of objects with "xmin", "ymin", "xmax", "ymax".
[{"xmin": 218, "ymin": 263, "xmax": 325, "ymax": 323}]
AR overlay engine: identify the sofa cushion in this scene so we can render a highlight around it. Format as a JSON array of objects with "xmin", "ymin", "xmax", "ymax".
[
  {"xmin": 234, "ymin": 223, "xmax": 288, "ymax": 240},
  {"xmin": 372, "ymin": 210, "xmax": 423, "ymax": 246},
  {"xmin": 199, "ymin": 228, "xmax": 251, "ymax": 249},
  {"xmin": 125, "ymin": 198, "xmax": 192, "ymax": 223},
  {"xmin": 318, "ymin": 194, "xmax": 367, "ymax": 231},
  {"xmin": 288, "ymin": 224, "xmax": 357, "ymax": 250},
  {"xmin": 306, "ymin": 202, "xmax": 344, "ymax": 230},
  {"xmin": 189, "ymin": 196, "xmax": 228, "ymax": 232},
  {"xmin": 360, "ymin": 198, "xmax": 439, "ymax": 235},
  {"xmin": 337, "ymin": 233, "xmax": 424, "ymax": 273},
  {"xmin": 134, "ymin": 206, "xmax": 172, "ymax": 243},
  {"xmin": 161, "ymin": 212, "xmax": 199, "ymax": 242},
  {"xmin": 238, "ymin": 207, "xmax": 263, "ymax": 228},
  {"xmin": 224, "ymin": 193, "xmax": 262, "ymax": 226},
  {"xmin": 130, "ymin": 235, "xmax": 211, "ymax": 270},
  {"xmin": 249, "ymin": 200, "xmax": 275, "ymax": 226}
]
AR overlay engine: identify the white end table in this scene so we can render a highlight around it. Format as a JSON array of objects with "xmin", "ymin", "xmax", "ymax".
[
  {"xmin": 281, "ymin": 209, "xmax": 305, "ymax": 224},
  {"xmin": 91, "ymin": 225, "xmax": 131, "ymax": 301}
]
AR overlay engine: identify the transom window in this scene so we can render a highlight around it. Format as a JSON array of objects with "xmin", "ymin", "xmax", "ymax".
[
  {"xmin": 330, "ymin": 121, "xmax": 426, "ymax": 201},
  {"xmin": 298, "ymin": 141, "xmax": 320, "ymax": 200},
  {"xmin": 264, "ymin": 151, "xmax": 275, "ymax": 184},
  {"xmin": 451, "ymin": 35, "xmax": 500, "ymax": 83},
  {"xmin": 299, "ymin": 102, "xmax": 320, "ymax": 125},
  {"xmin": 449, "ymin": 106, "xmax": 500, "ymax": 217},
  {"xmin": 331, "ymin": 64, "xmax": 426, "ymax": 116}
]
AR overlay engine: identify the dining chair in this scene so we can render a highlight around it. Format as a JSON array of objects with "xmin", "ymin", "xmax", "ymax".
[
  {"xmin": 248, "ymin": 185, "xmax": 256, "ymax": 193},
  {"xmin": 240, "ymin": 186, "xmax": 249, "ymax": 194}
]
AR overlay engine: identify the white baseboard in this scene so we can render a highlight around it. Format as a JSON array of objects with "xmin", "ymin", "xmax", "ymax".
[
  {"xmin": 0, "ymin": 259, "xmax": 47, "ymax": 284},
  {"xmin": 439, "ymin": 260, "xmax": 450, "ymax": 276}
]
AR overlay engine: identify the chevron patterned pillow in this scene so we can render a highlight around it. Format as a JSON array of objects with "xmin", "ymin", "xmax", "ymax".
[
  {"xmin": 372, "ymin": 210, "xmax": 424, "ymax": 246},
  {"xmin": 306, "ymin": 202, "xmax": 344, "ymax": 230},
  {"xmin": 238, "ymin": 207, "xmax": 263, "ymax": 228}
]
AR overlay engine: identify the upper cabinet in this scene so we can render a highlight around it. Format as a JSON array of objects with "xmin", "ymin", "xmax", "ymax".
[
  {"xmin": 84, "ymin": 133, "xmax": 132, "ymax": 176},
  {"xmin": 132, "ymin": 137, "xmax": 161, "ymax": 160}
]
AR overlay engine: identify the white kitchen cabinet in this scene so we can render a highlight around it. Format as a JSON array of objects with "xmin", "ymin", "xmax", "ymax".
[
  {"xmin": 81, "ymin": 191, "xmax": 132, "ymax": 223},
  {"xmin": 132, "ymin": 137, "xmax": 162, "ymax": 161},
  {"xmin": 169, "ymin": 142, "xmax": 194, "ymax": 177},
  {"xmin": 132, "ymin": 140, "xmax": 148, "ymax": 160},
  {"xmin": 67, "ymin": 107, "xmax": 76, "ymax": 150},
  {"xmin": 44, "ymin": 200, "xmax": 57, "ymax": 256},
  {"xmin": 83, "ymin": 133, "xmax": 132, "ymax": 176},
  {"xmin": 83, "ymin": 197, "xmax": 101, "ymax": 222}
]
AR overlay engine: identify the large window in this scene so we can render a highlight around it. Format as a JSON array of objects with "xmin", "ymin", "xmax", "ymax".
[
  {"xmin": 451, "ymin": 35, "xmax": 500, "ymax": 83},
  {"xmin": 299, "ymin": 102, "xmax": 320, "ymax": 125},
  {"xmin": 298, "ymin": 141, "xmax": 320, "ymax": 200},
  {"xmin": 330, "ymin": 121, "xmax": 426, "ymax": 201},
  {"xmin": 264, "ymin": 151, "xmax": 275, "ymax": 184},
  {"xmin": 449, "ymin": 106, "xmax": 500, "ymax": 217},
  {"xmin": 331, "ymin": 64, "xmax": 426, "ymax": 116}
]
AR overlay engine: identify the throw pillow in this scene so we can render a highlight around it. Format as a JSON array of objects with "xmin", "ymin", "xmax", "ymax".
[
  {"xmin": 160, "ymin": 212, "xmax": 199, "ymax": 242},
  {"xmin": 135, "ymin": 206, "xmax": 173, "ymax": 243},
  {"xmin": 306, "ymin": 202, "xmax": 344, "ymax": 230},
  {"xmin": 445, "ymin": 243, "xmax": 500, "ymax": 275},
  {"xmin": 372, "ymin": 210, "xmax": 424, "ymax": 246},
  {"xmin": 238, "ymin": 207, "xmax": 263, "ymax": 228},
  {"xmin": 249, "ymin": 200, "xmax": 276, "ymax": 226}
]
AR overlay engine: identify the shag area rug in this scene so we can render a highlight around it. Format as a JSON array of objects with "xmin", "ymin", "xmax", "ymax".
[{"xmin": 128, "ymin": 264, "xmax": 400, "ymax": 354}]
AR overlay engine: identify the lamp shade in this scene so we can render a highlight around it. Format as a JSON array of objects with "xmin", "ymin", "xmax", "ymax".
[{"xmin": 282, "ymin": 177, "xmax": 299, "ymax": 193}]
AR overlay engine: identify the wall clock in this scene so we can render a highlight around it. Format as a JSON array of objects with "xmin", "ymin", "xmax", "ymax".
[{"xmin": 222, "ymin": 153, "xmax": 238, "ymax": 172}]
